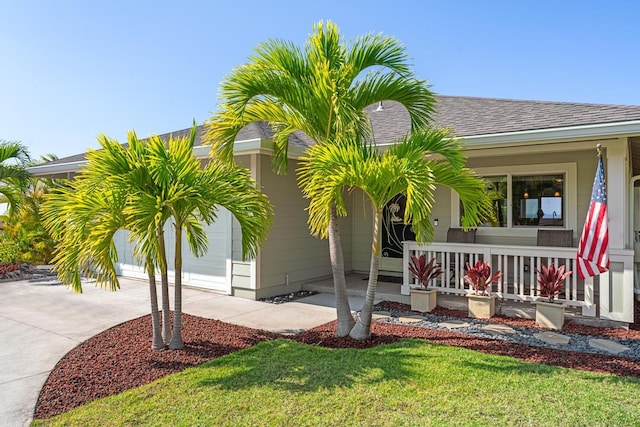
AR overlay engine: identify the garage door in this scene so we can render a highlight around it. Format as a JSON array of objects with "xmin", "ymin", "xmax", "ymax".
[{"xmin": 113, "ymin": 209, "xmax": 232, "ymax": 293}]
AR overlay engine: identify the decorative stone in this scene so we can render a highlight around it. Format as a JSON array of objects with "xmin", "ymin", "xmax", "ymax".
[
  {"xmin": 533, "ymin": 332, "xmax": 571, "ymax": 345},
  {"xmin": 398, "ymin": 315, "xmax": 425, "ymax": 323},
  {"xmin": 439, "ymin": 320, "xmax": 471, "ymax": 329},
  {"xmin": 372, "ymin": 311, "xmax": 391, "ymax": 320},
  {"xmin": 588, "ymin": 339, "xmax": 630, "ymax": 355},
  {"xmin": 483, "ymin": 324, "xmax": 516, "ymax": 335}
]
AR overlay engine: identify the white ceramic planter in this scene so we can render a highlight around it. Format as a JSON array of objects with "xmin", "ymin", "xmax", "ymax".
[
  {"xmin": 534, "ymin": 300, "xmax": 565, "ymax": 330},
  {"xmin": 466, "ymin": 294, "xmax": 496, "ymax": 319},
  {"xmin": 410, "ymin": 288, "xmax": 437, "ymax": 312}
]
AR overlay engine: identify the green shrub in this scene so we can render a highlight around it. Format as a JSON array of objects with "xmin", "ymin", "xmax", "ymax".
[{"xmin": 0, "ymin": 240, "xmax": 20, "ymax": 264}]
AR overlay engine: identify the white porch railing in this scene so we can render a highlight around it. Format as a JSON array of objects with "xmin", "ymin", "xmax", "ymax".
[{"xmin": 403, "ymin": 242, "xmax": 599, "ymax": 316}]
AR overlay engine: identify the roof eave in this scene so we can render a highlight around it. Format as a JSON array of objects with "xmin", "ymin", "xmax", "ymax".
[
  {"xmin": 28, "ymin": 138, "xmax": 307, "ymax": 176},
  {"xmin": 27, "ymin": 160, "xmax": 88, "ymax": 176},
  {"xmin": 460, "ymin": 120, "xmax": 640, "ymax": 148}
]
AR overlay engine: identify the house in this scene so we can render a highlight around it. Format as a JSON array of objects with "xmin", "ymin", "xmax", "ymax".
[{"xmin": 28, "ymin": 95, "xmax": 640, "ymax": 325}]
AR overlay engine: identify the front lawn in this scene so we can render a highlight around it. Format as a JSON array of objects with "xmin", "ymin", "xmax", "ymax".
[{"xmin": 33, "ymin": 339, "xmax": 640, "ymax": 426}]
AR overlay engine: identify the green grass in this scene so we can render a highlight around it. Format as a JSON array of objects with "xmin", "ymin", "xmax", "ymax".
[{"xmin": 33, "ymin": 339, "xmax": 640, "ymax": 426}]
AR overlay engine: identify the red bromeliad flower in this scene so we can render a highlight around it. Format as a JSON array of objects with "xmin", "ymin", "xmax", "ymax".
[{"xmin": 464, "ymin": 261, "xmax": 502, "ymax": 296}]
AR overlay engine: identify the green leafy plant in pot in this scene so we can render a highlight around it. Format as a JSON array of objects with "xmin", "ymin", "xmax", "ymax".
[{"xmin": 408, "ymin": 255, "xmax": 442, "ymax": 312}]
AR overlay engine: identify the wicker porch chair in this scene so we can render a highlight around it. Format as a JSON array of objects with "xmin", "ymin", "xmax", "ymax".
[
  {"xmin": 536, "ymin": 229, "xmax": 574, "ymax": 247},
  {"xmin": 446, "ymin": 228, "xmax": 477, "ymax": 244},
  {"xmin": 446, "ymin": 228, "xmax": 477, "ymax": 282}
]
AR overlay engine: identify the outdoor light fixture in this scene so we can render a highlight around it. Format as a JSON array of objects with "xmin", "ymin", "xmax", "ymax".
[
  {"xmin": 524, "ymin": 191, "xmax": 529, "ymax": 199},
  {"xmin": 434, "ymin": 218, "xmax": 439, "ymax": 226},
  {"xmin": 375, "ymin": 101, "xmax": 384, "ymax": 111}
]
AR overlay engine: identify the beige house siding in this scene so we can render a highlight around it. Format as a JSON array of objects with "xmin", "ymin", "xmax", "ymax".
[
  {"xmin": 338, "ymin": 195, "xmax": 354, "ymax": 272},
  {"xmin": 351, "ymin": 189, "xmax": 372, "ymax": 273},
  {"xmin": 255, "ymin": 155, "xmax": 333, "ymax": 298},
  {"xmin": 231, "ymin": 215, "xmax": 252, "ymax": 296},
  {"xmin": 431, "ymin": 185, "xmax": 453, "ymax": 242},
  {"xmin": 229, "ymin": 155, "xmax": 254, "ymax": 297}
]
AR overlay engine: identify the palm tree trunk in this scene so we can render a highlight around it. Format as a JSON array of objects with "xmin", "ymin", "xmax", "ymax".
[
  {"xmin": 329, "ymin": 203, "xmax": 355, "ymax": 337},
  {"xmin": 349, "ymin": 208, "xmax": 382, "ymax": 341},
  {"xmin": 147, "ymin": 269, "xmax": 165, "ymax": 350},
  {"xmin": 169, "ymin": 225, "xmax": 184, "ymax": 349},
  {"xmin": 157, "ymin": 229, "xmax": 171, "ymax": 345}
]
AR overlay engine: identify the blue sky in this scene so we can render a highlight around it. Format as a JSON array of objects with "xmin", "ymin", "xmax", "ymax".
[{"xmin": 1, "ymin": 0, "xmax": 639, "ymax": 160}]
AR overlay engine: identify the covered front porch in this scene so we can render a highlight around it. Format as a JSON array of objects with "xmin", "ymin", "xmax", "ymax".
[{"xmin": 302, "ymin": 240, "xmax": 635, "ymax": 327}]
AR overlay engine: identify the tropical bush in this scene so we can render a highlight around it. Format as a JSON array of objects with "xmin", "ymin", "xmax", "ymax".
[
  {"xmin": 0, "ymin": 239, "xmax": 20, "ymax": 263},
  {"xmin": 0, "ymin": 152, "xmax": 59, "ymax": 265},
  {"xmin": 536, "ymin": 263, "xmax": 572, "ymax": 302},
  {"xmin": 408, "ymin": 255, "xmax": 443, "ymax": 288},
  {"xmin": 1, "ymin": 182, "xmax": 56, "ymax": 264},
  {"xmin": 0, "ymin": 239, "xmax": 22, "ymax": 275},
  {"xmin": 464, "ymin": 261, "xmax": 502, "ymax": 296}
]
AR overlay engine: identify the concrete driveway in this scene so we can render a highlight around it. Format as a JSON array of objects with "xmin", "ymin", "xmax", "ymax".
[{"xmin": 0, "ymin": 277, "xmax": 338, "ymax": 426}]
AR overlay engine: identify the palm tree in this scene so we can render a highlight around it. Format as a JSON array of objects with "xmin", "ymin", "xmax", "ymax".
[
  {"xmin": 42, "ymin": 142, "xmax": 167, "ymax": 350},
  {"xmin": 298, "ymin": 129, "xmax": 492, "ymax": 340},
  {"xmin": 138, "ymin": 128, "xmax": 273, "ymax": 349},
  {"xmin": 42, "ymin": 126, "xmax": 273, "ymax": 350},
  {"xmin": 206, "ymin": 20, "xmax": 435, "ymax": 336},
  {"xmin": 0, "ymin": 140, "xmax": 31, "ymax": 215},
  {"xmin": 115, "ymin": 132, "xmax": 174, "ymax": 345}
]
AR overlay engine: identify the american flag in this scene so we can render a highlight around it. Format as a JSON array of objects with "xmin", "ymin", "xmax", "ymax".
[{"xmin": 577, "ymin": 154, "xmax": 609, "ymax": 279}]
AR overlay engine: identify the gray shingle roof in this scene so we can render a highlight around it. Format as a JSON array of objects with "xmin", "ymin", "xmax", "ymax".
[
  {"xmin": 37, "ymin": 95, "xmax": 640, "ymax": 167},
  {"xmin": 433, "ymin": 96, "xmax": 640, "ymax": 136}
]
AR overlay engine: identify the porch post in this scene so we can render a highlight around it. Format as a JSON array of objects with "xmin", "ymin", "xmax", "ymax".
[
  {"xmin": 605, "ymin": 140, "xmax": 627, "ymax": 249},
  {"xmin": 402, "ymin": 241, "xmax": 410, "ymax": 295},
  {"xmin": 600, "ymin": 140, "xmax": 634, "ymax": 322}
]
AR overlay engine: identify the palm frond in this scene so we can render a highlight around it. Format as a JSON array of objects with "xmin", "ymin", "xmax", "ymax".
[
  {"xmin": 205, "ymin": 19, "xmax": 434, "ymax": 182},
  {"xmin": 428, "ymin": 162, "xmax": 493, "ymax": 228},
  {"xmin": 0, "ymin": 140, "xmax": 30, "ymax": 165}
]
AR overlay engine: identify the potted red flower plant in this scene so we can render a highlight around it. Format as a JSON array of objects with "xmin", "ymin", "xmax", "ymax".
[
  {"xmin": 534, "ymin": 263, "xmax": 572, "ymax": 330},
  {"xmin": 408, "ymin": 254, "xmax": 443, "ymax": 312},
  {"xmin": 464, "ymin": 260, "xmax": 502, "ymax": 318}
]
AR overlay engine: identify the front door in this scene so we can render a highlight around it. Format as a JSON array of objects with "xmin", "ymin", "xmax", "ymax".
[{"xmin": 380, "ymin": 194, "xmax": 415, "ymax": 273}]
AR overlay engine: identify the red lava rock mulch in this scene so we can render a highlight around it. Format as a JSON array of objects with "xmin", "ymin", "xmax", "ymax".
[
  {"xmin": 35, "ymin": 306, "xmax": 640, "ymax": 420},
  {"xmin": 34, "ymin": 314, "xmax": 278, "ymax": 420}
]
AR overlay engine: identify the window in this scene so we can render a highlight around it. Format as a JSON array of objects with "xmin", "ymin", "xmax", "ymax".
[
  {"xmin": 512, "ymin": 174, "xmax": 564, "ymax": 226},
  {"xmin": 454, "ymin": 163, "xmax": 576, "ymax": 233},
  {"xmin": 482, "ymin": 175, "xmax": 507, "ymax": 227}
]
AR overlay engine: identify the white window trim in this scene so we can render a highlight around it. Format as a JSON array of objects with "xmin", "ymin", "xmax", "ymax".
[{"xmin": 451, "ymin": 162, "xmax": 577, "ymax": 238}]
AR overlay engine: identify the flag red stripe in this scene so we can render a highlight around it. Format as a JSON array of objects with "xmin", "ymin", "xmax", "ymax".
[{"xmin": 586, "ymin": 204, "xmax": 605, "ymax": 261}]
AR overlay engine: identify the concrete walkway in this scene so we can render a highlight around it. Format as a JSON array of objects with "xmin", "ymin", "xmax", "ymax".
[{"xmin": 0, "ymin": 277, "xmax": 344, "ymax": 427}]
